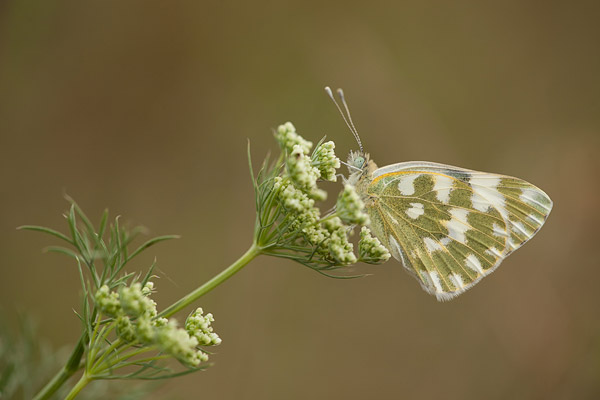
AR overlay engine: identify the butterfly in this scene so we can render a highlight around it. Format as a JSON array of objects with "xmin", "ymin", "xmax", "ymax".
[{"xmin": 325, "ymin": 87, "xmax": 553, "ymax": 301}]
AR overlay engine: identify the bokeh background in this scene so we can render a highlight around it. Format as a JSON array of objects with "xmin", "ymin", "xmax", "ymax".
[{"xmin": 1, "ymin": 1, "xmax": 599, "ymax": 399}]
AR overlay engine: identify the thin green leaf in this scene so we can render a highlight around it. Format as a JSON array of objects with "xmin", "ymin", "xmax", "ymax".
[
  {"xmin": 112, "ymin": 272, "xmax": 136, "ymax": 288},
  {"xmin": 120, "ymin": 228, "xmax": 129, "ymax": 261},
  {"xmin": 141, "ymin": 259, "xmax": 157, "ymax": 287},
  {"xmin": 103, "ymin": 365, "xmax": 208, "ymax": 380},
  {"xmin": 247, "ymin": 139, "xmax": 258, "ymax": 193},
  {"xmin": 310, "ymin": 268, "xmax": 367, "ymax": 279},
  {"xmin": 65, "ymin": 195, "xmax": 96, "ymax": 239},
  {"xmin": 125, "ymin": 235, "xmax": 180, "ymax": 264},
  {"xmin": 43, "ymin": 246, "xmax": 80, "ymax": 260},
  {"xmin": 114, "ymin": 216, "xmax": 123, "ymax": 267},
  {"xmin": 97, "ymin": 208, "xmax": 109, "ymax": 239},
  {"xmin": 17, "ymin": 225, "xmax": 74, "ymax": 245},
  {"xmin": 73, "ymin": 310, "xmax": 85, "ymax": 324},
  {"xmin": 67, "ymin": 204, "xmax": 79, "ymax": 247},
  {"xmin": 76, "ymin": 257, "xmax": 88, "ymax": 306}
]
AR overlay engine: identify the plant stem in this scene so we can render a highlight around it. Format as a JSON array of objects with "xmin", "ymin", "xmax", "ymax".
[
  {"xmin": 33, "ymin": 333, "xmax": 86, "ymax": 400},
  {"xmin": 159, "ymin": 244, "xmax": 260, "ymax": 318},
  {"xmin": 64, "ymin": 373, "xmax": 91, "ymax": 400},
  {"xmin": 34, "ymin": 244, "xmax": 260, "ymax": 399}
]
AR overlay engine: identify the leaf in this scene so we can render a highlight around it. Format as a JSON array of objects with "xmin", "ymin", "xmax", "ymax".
[
  {"xmin": 125, "ymin": 235, "xmax": 180, "ymax": 263},
  {"xmin": 65, "ymin": 195, "xmax": 96, "ymax": 239},
  {"xmin": 43, "ymin": 246, "xmax": 79, "ymax": 260},
  {"xmin": 97, "ymin": 208, "xmax": 109, "ymax": 239},
  {"xmin": 17, "ymin": 225, "xmax": 74, "ymax": 245}
]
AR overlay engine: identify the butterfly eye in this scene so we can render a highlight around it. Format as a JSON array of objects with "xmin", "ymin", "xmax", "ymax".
[{"xmin": 353, "ymin": 156, "xmax": 365, "ymax": 169}]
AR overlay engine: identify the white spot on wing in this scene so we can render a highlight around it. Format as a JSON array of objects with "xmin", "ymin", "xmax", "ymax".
[
  {"xmin": 511, "ymin": 221, "xmax": 530, "ymax": 237},
  {"xmin": 469, "ymin": 175, "xmax": 501, "ymax": 189},
  {"xmin": 406, "ymin": 202, "xmax": 424, "ymax": 219},
  {"xmin": 465, "ymin": 254, "xmax": 484, "ymax": 274},
  {"xmin": 423, "ymin": 237, "xmax": 443, "ymax": 252},
  {"xmin": 485, "ymin": 247, "xmax": 502, "ymax": 258},
  {"xmin": 386, "ymin": 211, "xmax": 399, "ymax": 225},
  {"xmin": 471, "ymin": 191, "xmax": 490, "ymax": 212},
  {"xmin": 492, "ymin": 223, "xmax": 509, "ymax": 238},
  {"xmin": 486, "ymin": 190, "xmax": 507, "ymax": 217},
  {"xmin": 397, "ymin": 174, "xmax": 420, "ymax": 195},
  {"xmin": 429, "ymin": 271, "xmax": 443, "ymax": 293},
  {"xmin": 444, "ymin": 208, "xmax": 470, "ymax": 244},
  {"xmin": 440, "ymin": 237, "xmax": 452, "ymax": 246},
  {"xmin": 470, "ymin": 182, "xmax": 507, "ymax": 218},
  {"xmin": 520, "ymin": 188, "xmax": 551, "ymax": 212},
  {"xmin": 449, "ymin": 273, "xmax": 465, "ymax": 289},
  {"xmin": 388, "ymin": 235, "xmax": 402, "ymax": 260},
  {"xmin": 433, "ymin": 174, "xmax": 454, "ymax": 203}
]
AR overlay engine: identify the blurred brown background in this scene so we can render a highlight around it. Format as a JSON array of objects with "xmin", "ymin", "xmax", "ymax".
[{"xmin": 1, "ymin": 1, "xmax": 599, "ymax": 399}]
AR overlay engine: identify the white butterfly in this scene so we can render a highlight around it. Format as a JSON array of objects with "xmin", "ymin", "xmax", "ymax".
[{"xmin": 326, "ymin": 87, "xmax": 553, "ymax": 300}]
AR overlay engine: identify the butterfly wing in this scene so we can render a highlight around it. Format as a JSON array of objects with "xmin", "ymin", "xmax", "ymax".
[{"xmin": 365, "ymin": 161, "xmax": 553, "ymax": 301}]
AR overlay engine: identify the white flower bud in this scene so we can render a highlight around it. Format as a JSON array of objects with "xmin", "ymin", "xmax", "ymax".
[
  {"xmin": 120, "ymin": 283, "xmax": 157, "ymax": 318},
  {"xmin": 287, "ymin": 145, "xmax": 325, "ymax": 200},
  {"xmin": 185, "ymin": 307, "xmax": 222, "ymax": 347},
  {"xmin": 312, "ymin": 140, "xmax": 341, "ymax": 182},
  {"xmin": 154, "ymin": 319, "xmax": 203, "ymax": 367},
  {"xmin": 134, "ymin": 315, "xmax": 155, "ymax": 344},
  {"xmin": 94, "ymin": 285, "xmax": 121, "ymax": 317},
  {"xmin": 275, "ymin": 122, "xmax": 313, "ymax": 154},
  {"xmin": 116, "ymin": 315, "xmax": 136, "ymax": 342},
  {"xmin": 328, "ymin": 227, "xmax": 357, "ymax": 265},
  {"xmin": 358, "ymin": 227, "xmax": 390, "ymax": 264},
  {"xmin": 336, "ymin": 184, "xmax": 370, "ymax": 226},
  {"xmin": 141, "ymin": 281, "xmax": 154, "ymax": 296}
]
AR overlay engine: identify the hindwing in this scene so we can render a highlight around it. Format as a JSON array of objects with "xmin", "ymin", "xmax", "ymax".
[{"xmin": 364, "ymin": 161, "xmax": 552, "ymax": 301}]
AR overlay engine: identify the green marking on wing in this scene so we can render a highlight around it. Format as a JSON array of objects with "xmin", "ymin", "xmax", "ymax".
[{"xmin": 495, "ymin": 176, "xmax": 553, "ymax": 253}]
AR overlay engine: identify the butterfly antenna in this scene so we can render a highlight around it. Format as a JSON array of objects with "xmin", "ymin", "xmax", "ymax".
[
  {"xmin": 325, "ymin": 86, "xmax": 364, "ymax": 153},
  {"xmin": 336, "ymin": 88, "xmax": 363, "ymax": 153}
]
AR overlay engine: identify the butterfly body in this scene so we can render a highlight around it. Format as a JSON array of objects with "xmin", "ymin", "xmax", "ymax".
[{"xmin": 347, "ymin": 151, "xmax": 553, "ymax": 301}]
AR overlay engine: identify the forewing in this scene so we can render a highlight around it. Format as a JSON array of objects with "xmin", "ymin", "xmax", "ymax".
[{"xmin": 365, "ymin": 161, "xmax": 552, "ymax": 301}]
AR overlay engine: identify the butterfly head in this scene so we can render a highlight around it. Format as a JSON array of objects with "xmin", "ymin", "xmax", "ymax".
[
  {"xmin": 347, "ymin": 150, "xmax": 376, "ymax": 174},
  {"xmin": 348, "ymin": 151, "xmax": 366, "ymax": 170}
]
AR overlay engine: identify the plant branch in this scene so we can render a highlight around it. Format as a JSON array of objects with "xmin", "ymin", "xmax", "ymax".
[{"xmin": 159, "ymin": 244, "xmax": 260, "ymax": 318}]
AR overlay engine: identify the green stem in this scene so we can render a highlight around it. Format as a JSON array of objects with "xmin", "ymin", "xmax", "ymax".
[
  {"xmin": 33, "ymin": 333, "xmax": 86, "ymax": 400},
  {"xmin": 34, "ymin": 244, "xmax": 260, "ymax": 399},
  {"xmin": 64, "ymin": 373, "xmax": 91, "ymax": 400},
  {"xmin": 159, "ymin": 244, "xmax": 260, "ymax": 318}
]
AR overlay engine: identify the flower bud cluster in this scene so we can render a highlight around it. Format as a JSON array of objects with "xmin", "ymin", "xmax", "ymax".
[
  {"xmin": 185, "ymin": 307, "xmax": 222, "ymax": 346},
  {"xmin": 358, "ymin": 227, "xmax": 391, "ymax": 264},
  {"xmin": 277, "ymin": 123, "xmax": 341, "ymax": 202},
  {"xmin": 258, "ymin": 124, "xmax": 361, "ymax": 268},
  {"xmin": 272, "ymin": 172, "xmax": 356, "ymax": 266},
  {"xmin": 94, "ymin": 282, "xmax": 221, "ymax": 367},
  {"xmin": 275, "ymin": 122, "xmax": 313, "ymax": 155},
  {"xmin": 256, "ymin": 122, "xmax": 391, "ymax": 271},
  {"xmin": 311, "ymin": 140, "xmax": 340, "ymax": 182},
  {"xmin": 287, "ymin": 144, "xmax": 325, "ymax": 200},
  {"xmin": 336, "ymin": 184, "xmax": 370, "ymax": 226},
  {"xmin": 324, "ymin": 217, "xmax": 357, "ymax": 264}
]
